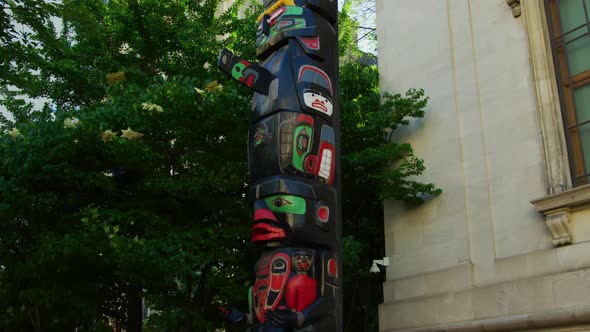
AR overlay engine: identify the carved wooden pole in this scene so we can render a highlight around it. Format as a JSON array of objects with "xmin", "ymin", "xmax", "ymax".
[{"xmin": 218, "ymin": 0, "xmax": 341, "ymax": 330}]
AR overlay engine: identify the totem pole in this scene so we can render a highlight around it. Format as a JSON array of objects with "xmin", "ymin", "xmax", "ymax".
[{"xmin": 218, "ymin": 0, "xmax": 341, "ymax": 331}]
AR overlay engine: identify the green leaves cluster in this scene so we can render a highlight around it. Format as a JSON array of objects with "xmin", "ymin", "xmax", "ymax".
[{"xmin": 341, "ymin": 64, "xmax": 440, "ymax": 204}]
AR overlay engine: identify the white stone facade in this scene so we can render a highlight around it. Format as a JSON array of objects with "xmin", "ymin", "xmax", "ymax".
[{"xmin": 376, "ymin": 1, "xmax": 590, "ymax": 331}]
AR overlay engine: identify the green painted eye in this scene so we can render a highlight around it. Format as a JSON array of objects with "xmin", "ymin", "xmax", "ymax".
[
  {"xmin": 231, "ymin": 63, "xmax": 247, "ymax": 80},
  {"xmin": 264, "ymin": 195, "xmax": 306, "ymax": 214}
]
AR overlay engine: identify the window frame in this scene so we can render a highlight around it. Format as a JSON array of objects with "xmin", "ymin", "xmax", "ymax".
[{"xmin": 546, "ymin": 0, "xmax": 590, "ymax": 186}]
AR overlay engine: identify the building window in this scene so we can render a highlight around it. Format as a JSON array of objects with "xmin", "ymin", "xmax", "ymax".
[{"xmin": 547, "ymin": 0, "xmax": 590, "ymax": 186}]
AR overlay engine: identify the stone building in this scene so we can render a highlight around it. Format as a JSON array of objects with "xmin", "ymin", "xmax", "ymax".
[{"xmin": 376, "ymin": 1, "xmax": 590, "ymax": 331}]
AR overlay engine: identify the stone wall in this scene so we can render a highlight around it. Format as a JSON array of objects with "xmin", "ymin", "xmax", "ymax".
[{"xmin": 376, "ymin": 0, "xmax": 590, "ymax": 331}]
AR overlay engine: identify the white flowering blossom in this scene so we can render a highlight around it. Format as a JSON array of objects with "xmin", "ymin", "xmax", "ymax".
[
  {"xmin": 63, "ymin": 117, "xmax": 81, "ymax": 129},
  {"xmin": 142, "ymin": 102, "xmax": 164, "ymax": 113},
  {"xmin": 8, "ymin": 128, "xmax": 22, "ymax": 139}
]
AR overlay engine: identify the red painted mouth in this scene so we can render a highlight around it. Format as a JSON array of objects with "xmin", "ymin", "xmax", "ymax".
[
  {"xmin": 252, "ymin": 223, "xmax": 286, "ymax": 243},
  {"xmin": 297, "ymin": 262, "xmax": 310, "ymax": 270},
  {"xmin": 312, "ymin": 100, "xmax": 327, "ymax": 112}
]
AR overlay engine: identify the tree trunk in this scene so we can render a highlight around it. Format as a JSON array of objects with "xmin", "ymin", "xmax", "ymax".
[
  {"xmin": 26, "ymin": 305, "xmax": 41, "ymax": 332},
  {"xmin": 127, "ymin": 284, "xmax": 143, "ymax": 332},
  {"xmin": 184, "ymin": 315, "xmax": 193, "ymax": 332},
  {"xmin": 184, "ymin": 274, "xmax": 194, "ymax": 332}
]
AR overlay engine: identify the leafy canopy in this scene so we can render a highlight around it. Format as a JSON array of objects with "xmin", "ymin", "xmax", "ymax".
[
  {"xmin": 1, "ymin": 0, "xmax": 258, "ymax": 331},
  {"xmin": 0, "ymin": 0, "xmax": 439, "ymax": 331}
]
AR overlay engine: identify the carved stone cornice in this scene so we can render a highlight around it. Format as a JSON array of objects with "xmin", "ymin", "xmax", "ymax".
[
  {"xmin": 545, "ymin": 208, "xmax": 572, "ymax": 245},
  {"xmin": 531, "ymin": 184, "xmax": 590, "ymax": 212},
  {"xmin": 531, "ymin": 184, "xmax": 590, "ymax": 246},
  {"xmin": 507, "ymin": 0, "xmax": 522, "ymax": 18}
]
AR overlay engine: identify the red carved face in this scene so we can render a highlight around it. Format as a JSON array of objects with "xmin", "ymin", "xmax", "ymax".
[
  {"xmin": 251, "ymin": 187, "xmax": 336, "ymax": 248},
  {"xmin": 252, "ymin": 195, "xmax": 306, "ymax": 245}
]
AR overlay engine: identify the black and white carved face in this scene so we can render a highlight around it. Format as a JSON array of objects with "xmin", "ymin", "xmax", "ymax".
[{"xmin": 303, "ymin": 90, "xmax": 333, "ymax": 116}]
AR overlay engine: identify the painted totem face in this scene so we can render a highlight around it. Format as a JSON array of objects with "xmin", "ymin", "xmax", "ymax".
[
  {"xmin": 303, "ymin": 89, "xmax": 333, "ymax": 116},
  {"xmin": 252, "ymin": 194, "xmax": 305, "ymax": 244},
  {"xmin": 251, "ymin": 191, "xmax": 334, "ymax": 246},
  {"xmin": 298, "ymin": 65, "xmax": 334, "ymax": 118},
  {"xmin": 249, "ymin": 113, "xmax": 336, "ymax": 186},
  {"xmin": 292, "ymin": 250, "xmax": 313, "ymax": 273}
]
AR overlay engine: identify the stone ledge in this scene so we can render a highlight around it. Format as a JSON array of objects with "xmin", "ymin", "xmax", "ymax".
[
  {"xmin": 531, "ymin": 185, "xmax": 590, "ymax": 245},
  {"xmin": 379, "ymin": 267, "xmax": 590, "ymax": 331},
  {"xmin": 381, "ymin": 305, "xmax": 590, "ymax": 332},
  {"xmin": 531, "ymin": 184, "xmax": 590, "ymax": 212}
]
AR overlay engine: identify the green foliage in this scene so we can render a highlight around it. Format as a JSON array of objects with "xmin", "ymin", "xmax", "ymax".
[
  {"xmin": 341, "ymin": 64, "xmax": 440, "ymax": 203},
  {"xmin": 0, "ymin": 0, "xmax": 259, "ymax": 331},
  {"xmin": 0, "ymin": 0, "xmax": 438, "ymax": 331}
]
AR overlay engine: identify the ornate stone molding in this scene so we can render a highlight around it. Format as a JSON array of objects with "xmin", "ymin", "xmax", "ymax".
[
  {"xmin": 522, "ymin": 0, "xmax": 571, "ymax": 194},
  {"xmin": 545, "ymin": 208, "xmax": 572, "ymax": 245},
  {"xmin": 531, "ymin": 184, "xmax": 590, "ymax": 212},
  {"xmin": 507, "ymin": 0, "xmax": 521, "ymax": 18}
]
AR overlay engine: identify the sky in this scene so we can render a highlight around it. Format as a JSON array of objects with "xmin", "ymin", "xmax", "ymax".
[{"xmin": 338, "ymin": 0, "xmax": 377, "ymax": 54}]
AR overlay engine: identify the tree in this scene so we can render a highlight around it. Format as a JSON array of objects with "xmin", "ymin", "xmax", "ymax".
[
  {"xmin": 1, "ymin": 0, "xmax": 258, "ymax": 331},
  {"xmin": 0, "ymin": 0, "xmax": 438, "ymax": 331}
]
